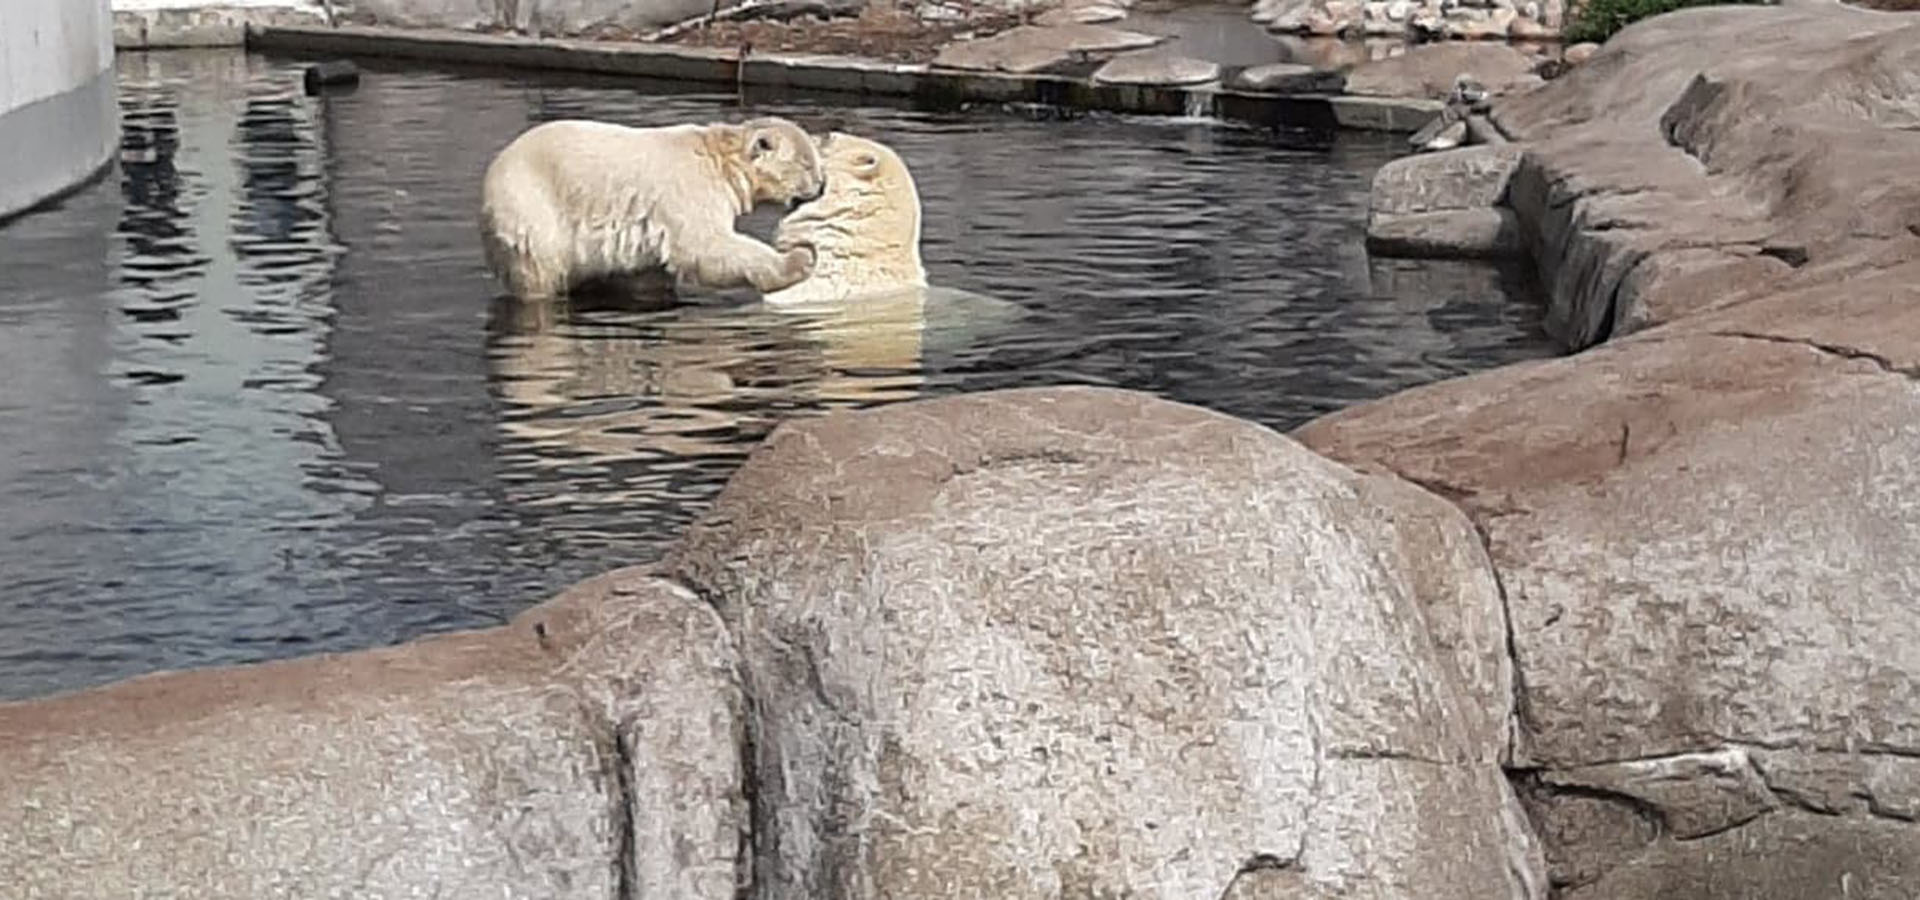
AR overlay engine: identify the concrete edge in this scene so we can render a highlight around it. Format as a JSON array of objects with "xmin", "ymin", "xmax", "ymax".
[
  {"xmin": 0, "ymin": 67, "xmax": 121, "ymax": 225},
  {"xmin": 243, "ymin": 23, "xmax": 1444, "ymax": 133}
]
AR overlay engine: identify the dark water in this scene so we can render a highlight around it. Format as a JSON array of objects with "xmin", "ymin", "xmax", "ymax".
[{"xmin": 0, "ymin": 49, "xmax": 1554, "ymax": 701}]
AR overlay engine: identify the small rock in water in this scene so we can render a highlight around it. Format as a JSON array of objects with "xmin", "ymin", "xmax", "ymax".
[
  {"xmin": 1234, "ymin": 62, "xmax": 1346, "ymax": 93},
  {"xmin": 302, "ymin": 59, "xmax": 360, "ymax": 95},
  {"xmin": 1092, "ymin": 51, "xmax": 1222, "ymax": 86}
]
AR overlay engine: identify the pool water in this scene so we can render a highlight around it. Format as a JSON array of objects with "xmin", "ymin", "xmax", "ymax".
[{"xmin": 0, "ymin": 48, "xmax": 1554, "ymax": 700}]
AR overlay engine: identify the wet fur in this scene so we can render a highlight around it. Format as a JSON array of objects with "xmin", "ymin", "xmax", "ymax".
[
  {"xmin": 479, "ymin": 117, "xmax": 825, "ymax": 300},
  {"xmin": 764, "ymin": 132, "xmax": 927, "ymax": 306}
]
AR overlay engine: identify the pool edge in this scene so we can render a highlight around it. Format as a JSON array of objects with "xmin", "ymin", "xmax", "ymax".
[{"xmin": 242, "ymin": 23, "xmax": 1443, "ymax": 134}]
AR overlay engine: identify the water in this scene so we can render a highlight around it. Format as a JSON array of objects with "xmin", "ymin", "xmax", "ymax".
[{"xmin": 0, "ymin": 48, "xmax": 1554, "ymax": 701}]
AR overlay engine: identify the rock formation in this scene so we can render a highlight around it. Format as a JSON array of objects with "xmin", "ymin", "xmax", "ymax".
[
  {"xmin": 666, "ymin": 386, "xmax": 1543, "ymax": 898},
  {"xmin": 1308, "ymin": 5, "xmax": 1920, "ymax": 897},
  {"xmin": 0, "ymin": 569, "xmax": 745, "ymax": 897},
  {"xmin": 1250, "ymin": 0, "xmax": 1566, "ymax": 41},
  {"xmin": 7, "ymin": 5, "xmax": 1920, "ymax": 900}
]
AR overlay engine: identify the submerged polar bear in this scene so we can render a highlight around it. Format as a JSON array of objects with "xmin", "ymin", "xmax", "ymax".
[
  {"xmin": 761, "ymin": 131, "xmax": 1028, "ymax": 401},
  {"xmin": 763, "ymin": 131, "xmax": 928, "ymax": 307},
  {"xmin": 479, "ymin": 116, "xmax": 826, "ymax": 300}
]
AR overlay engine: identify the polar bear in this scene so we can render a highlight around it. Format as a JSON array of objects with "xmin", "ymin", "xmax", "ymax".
[
  {"xmin": 479, "ymin": 116, "xmax": 826, "ymax": 300},
  {"xmin": 762, "ymin": 131, "xmax": 928, "ymax": 307},
  {"xmin": 761, "ymin": 131, "xmax": 1029, "ymax": 404}
]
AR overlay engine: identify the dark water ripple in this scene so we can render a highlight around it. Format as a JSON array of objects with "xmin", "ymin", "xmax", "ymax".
[{"xmin": 0, "ymin": 49, "xmax": 1555, "ymax": 701}]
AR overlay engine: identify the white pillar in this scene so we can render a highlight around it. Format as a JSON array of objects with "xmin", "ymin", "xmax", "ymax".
[{"xmin": 0, "ymin": 0, "xmax": 118, "ymax": 221}]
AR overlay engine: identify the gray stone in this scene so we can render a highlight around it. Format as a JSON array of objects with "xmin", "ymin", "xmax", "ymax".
[
  {"xmin": 1092, "ymin": 51, "xmax": 1222, "ymax": 87},
  {"xmin": 667, "ymin": 386, "xmax": 1544, "ymax": 899},
  {"xmin": 932, "ymin": 23, "xmax": 1167, "ymax": 73},
  {"xmin": 1344, "ymin": 41, "xmax": 1539, "ymax": 99},
  {"xmin": 1491, "ymin": 5, "xmax": 1920, "ymax": 347},
  {"xmin": 1370, "ymin": 144, "xmax": 1523, "ymax": 216},
  {"xmin": 1367, "ymin": 208, "xmax": 1524, "ymax": 258},
  {"xmin": 1234, "ymin": 62, "xmax": 1346, "ymax": 93},
  {"xmin": 1562, "ymin": 41, "xmax": 1599, "ymax": 64},
  {"xmin": 0, "ymin": 570, "xmax": 745, "ymax": 899},
  {"xmin": 1330, "ymin": 94, "xmax": 1446, "ymax": 132}
]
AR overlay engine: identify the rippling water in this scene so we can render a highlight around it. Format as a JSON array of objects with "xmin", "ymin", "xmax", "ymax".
[{"xmin": 0, "ymin": 49, "xmax": 1555, "ymax": 700}]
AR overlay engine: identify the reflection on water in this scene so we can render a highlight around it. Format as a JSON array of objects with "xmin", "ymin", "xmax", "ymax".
[{"xmin": 0, "ymin": 49, "xmax": 1555, "ymax": 700}]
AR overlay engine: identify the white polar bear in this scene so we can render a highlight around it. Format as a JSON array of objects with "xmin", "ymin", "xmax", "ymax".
[
  {"xmin": 761, "ymin": 131, "xmax": 1028, "ymax": 402},
  {"xmin": 762, "ymin": 131, "xmax": 928, "ymax": 307},
  {"xmin": 479, "ymin": 116, "xmax": 826, "ymax": 300}
]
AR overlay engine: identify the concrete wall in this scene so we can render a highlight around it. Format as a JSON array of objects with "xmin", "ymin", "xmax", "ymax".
[{"xmin": 0, "ymin": 0, "xmax": 117, "ymax": 221}]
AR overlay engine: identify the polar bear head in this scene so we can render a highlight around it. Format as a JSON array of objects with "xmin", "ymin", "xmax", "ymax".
[
  {"xmin": 763, "ymin": 132, "xmax": 927, "ymax": 306},
  {"xmin": 732, "ymin": 117, "xmax": 828, "ymax": 209}
]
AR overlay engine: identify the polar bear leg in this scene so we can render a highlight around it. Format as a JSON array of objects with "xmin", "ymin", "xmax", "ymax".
[
  {"xmin": 669, "ymin": 232, "xmax": 811, "ymax": 295},
  {"xmin": 482, "ymin": 213, "xmax": 573, "ymax": 299}
]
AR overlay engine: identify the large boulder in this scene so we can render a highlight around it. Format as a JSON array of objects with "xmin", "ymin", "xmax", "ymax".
[
  {"xmin": 666, "ymin": 386, "xmax": 1545, "ymax": 899},
  {"xmin": 0, "ymin": 569, "xmax": 744, "ymax": 899},
  {"xmin": 1487, "ymin": 4, "xmax": 1920, "ymax": 349},
  {"xmin": 1295, "ymin": 255, "xmax": 1920, "ymax": 897}
]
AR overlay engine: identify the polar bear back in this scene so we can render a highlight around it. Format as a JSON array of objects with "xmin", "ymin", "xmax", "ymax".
[{"xmin": 479, "ymin": 119, "xmax": 757, "ymax": 296}]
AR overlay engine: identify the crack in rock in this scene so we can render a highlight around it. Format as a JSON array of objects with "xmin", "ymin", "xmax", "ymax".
[{"xmin": 1709, "ymin": 329, "xmax": 1920, "ymax": 379}]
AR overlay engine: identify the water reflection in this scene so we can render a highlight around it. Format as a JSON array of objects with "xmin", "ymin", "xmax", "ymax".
[{"xmin": 0, "ymin": 49, "xmax": 1555, "ymax": 700}]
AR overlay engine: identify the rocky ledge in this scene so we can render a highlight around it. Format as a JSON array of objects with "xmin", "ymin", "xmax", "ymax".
[
  {"xmin": 1251, "ymin": 0, "xmax": 1564, "ymax": 41},
  {"xmin": 1314, "ymin": 3, "xmax": 1920, "ymax": 897},
  {"xmin": 8, "ymin": 4, "xmax": 1920, "ymax": 899}
]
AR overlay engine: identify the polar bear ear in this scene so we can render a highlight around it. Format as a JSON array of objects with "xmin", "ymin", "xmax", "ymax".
[{"xmin": 750, "ymin": 133, "xmax": 777, "ymax": 157}]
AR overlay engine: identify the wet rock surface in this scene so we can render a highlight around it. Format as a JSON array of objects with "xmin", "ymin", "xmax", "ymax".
[{"xmin": 1091, "ymin": 50, "xmax": 1222, "ymax": 85}]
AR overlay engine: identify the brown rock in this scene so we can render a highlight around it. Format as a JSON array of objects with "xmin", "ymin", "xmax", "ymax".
[
  {"xmin": 0, "ymin": 569, "xmax": 746, "ymax": 898},
  {"xmin": 1344, "ymin": 41, "xmax": 1541, "ymax": 99},
  {"xmin": 931, "ymin": 22, "xmax": 1167, "ymax": 73},
  {"xmin": 667, "ymin": 386, "xmax": 1545, "ymax": 899},
  {"xmin": 1296, "ymin": 268, "xmax": 1920, "ymax": 898}
]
